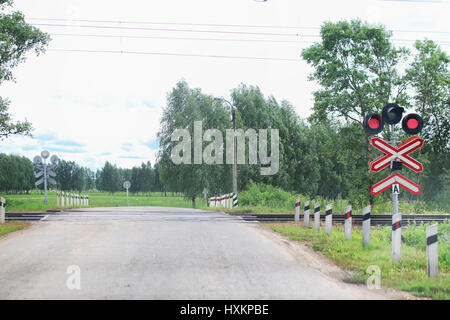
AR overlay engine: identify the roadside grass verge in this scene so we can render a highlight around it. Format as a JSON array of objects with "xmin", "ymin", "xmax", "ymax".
[
  {"xmin": 2, "ymin": 191, "xmax": 193, "ymax": 213},
  {"xmin": 268, "ymin": 221, "xmax": 450, "ymax": 300},
  {"xmin": 0, "ymin": 221, "xmax": 29, "ymax": 237}
]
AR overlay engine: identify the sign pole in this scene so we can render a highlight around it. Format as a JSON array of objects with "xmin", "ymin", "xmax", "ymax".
[{"xmin": 390, "ymin": 124, "xmax": 402, "ymax": 264}]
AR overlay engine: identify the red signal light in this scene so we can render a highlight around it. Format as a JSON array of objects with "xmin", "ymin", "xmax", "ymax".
[
  {"xmin": 407, "ymin": 118, "xmax": 418, "ymax": 129},
  {"xmin": 368, "ymin": 118, "xmax": 380, "ymax": 129},
  {"xmin": 363, "ymin": 113, "xmax": 384, "ymax": 135},
  {"xmin": 402, "ymin": 113, "xmax": 423, "ymax": 135}
]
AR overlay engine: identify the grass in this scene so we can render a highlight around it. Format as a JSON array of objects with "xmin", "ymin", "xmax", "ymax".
[
  {"xmin": 0, "ymin": 221, "xmax": 29, "ymax": 237},
  {"xmin": 269, "ymin": 221, "xmax": 450, "ymax": 300},
  {"xmin": 2, "ymin": 190, "xmax": 195, "ymax": 213}
]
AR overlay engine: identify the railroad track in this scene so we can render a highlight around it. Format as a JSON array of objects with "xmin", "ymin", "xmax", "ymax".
[
  {"xmin": 5, "ymin": 213, "xmax": 47, "ymax": 221},
  {"xmin": 229, "ymin": 213, "xmax": 449, "ymax": 225}
]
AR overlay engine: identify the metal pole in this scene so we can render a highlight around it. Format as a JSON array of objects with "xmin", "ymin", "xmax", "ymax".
[
  {"xmin": 232, "ymin": 108, "xmax": 237, "ymax": 196},
  {"xmin": 43, "ymin": 158, "xmax": 48, "ymax": 204},
  {"xmin": 391, "ymin": 124, "xmax": 401, "ymax": 263},
  {"xmin": 126, "ymin": 188, "xmax": 129, "ymax": 206}
]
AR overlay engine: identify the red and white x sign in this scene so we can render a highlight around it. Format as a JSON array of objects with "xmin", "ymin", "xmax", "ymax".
[{"xmin": 369, "ymin": 136, "xmax": 423, "ymax": 173}]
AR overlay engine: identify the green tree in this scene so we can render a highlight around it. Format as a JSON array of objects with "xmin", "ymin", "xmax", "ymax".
[
  {"xmin": 157, "ymin": 80, "xmax": 231, "ymax": 206},
  {"xmin": 0, "ymin": 0, "xmax": 50, "ymax": 140},
  {"xmin": 406, "ymin": 39, "xmax": 449, "ymax": 202}
]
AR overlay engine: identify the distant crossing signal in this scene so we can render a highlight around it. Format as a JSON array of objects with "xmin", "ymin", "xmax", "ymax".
[{"xmin": 363, "ymin": 113, "xmax": 384, "ymax": 135}]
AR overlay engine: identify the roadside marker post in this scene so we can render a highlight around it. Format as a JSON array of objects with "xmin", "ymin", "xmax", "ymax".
[
  {"xmin": 392, "ymin": 213, "xmax": 402, "ymax": 264},
  {"xmin": 344, "ymin": 205, "xmax": 352, "ymax": 240},
  {"xmin": 314, "ymin": 202, "xmax": 320, "ymax": 231},
  {"xmin": 0, "ymin": 197, "xmax": 5, "ymax": 224},
  {"xmin": 229, "ymin": 193, "xmax": 233, "ymax": 210},
  {"xmin": 325, "ymin": 203, "xmax": 332, "ymax": 235},
  {"xmin": 362, "ymin": 205, "xmax": 371, "ymax": 247},
  {"xmin": 61, "ymin": 191, "xmax": 65, "ymax": 208},
  {"xmin": 304, "ymin": 200, "xmax": 310, "ymax": 228},
  {"xmin": 233, "ymin": 193, "xmax": 238, "ymax": 208},
  {"xmin": 426, "ymin": 224, "xmax": 439, "ymax": 278},
  {"xmin": 87, "ymin": 195, "xmax": 89, "ymax": 206},
  {"xmin": 294, "ymin": 198, "xmax": 301, "ymax": 224},
  {"xmin": 56, "ymin": 191, "xmax": 60, "ymax": 209}
]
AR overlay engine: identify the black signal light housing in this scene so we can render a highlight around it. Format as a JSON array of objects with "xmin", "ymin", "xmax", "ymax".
[
  {"xmin": 382, "ymin": 103, "xmax": 404, "ymax": 125},
  {"xmin": 402, "ymin": 113, "xmax": 423, "ymax": 135},
  {"xmin": 363, "ymin": 113, "xmax": 384, "ymax": 135}
]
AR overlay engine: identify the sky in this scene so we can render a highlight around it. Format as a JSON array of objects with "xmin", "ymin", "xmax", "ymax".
[{"xmin": 1, "ymin": 0, "xmax": 449, "ymax": 172}]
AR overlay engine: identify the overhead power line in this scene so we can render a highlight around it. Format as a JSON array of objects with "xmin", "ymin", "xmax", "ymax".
[
  {"xmin": 48, "ymin": 32, "xmax": 450, "ymax": 46},
  {"xmin": 28, "ymin": 17, "xmax": 318, "ymax": 30},
  {"xmin": 48, "ymin": 48, "xmax": 300, "ymax": 62},
  {"xmin": 32, "ymin": 23, "xmax": 303, "ymax": 37},
  {"xmin": 49, "ymin": 33, "xmax": 317, "ymax": 44},
  {"xmin": 28, "ymin": 17, "xmax": 450, "ymax": 34}
]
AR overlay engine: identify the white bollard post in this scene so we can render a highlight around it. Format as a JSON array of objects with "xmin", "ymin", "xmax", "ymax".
[
  {"xmin": 71, "ymin": 193, "xmax": 74, "ymax": 207},
  {"xmin": 304, "ymin": 200, "xmax": 310, "ymax": 228},
  {"xmin": 362, "ymin": 205, "xmax": 371, "ymax": 247},
  {"xmin": 344, "ymin": 205, "xmax": 352, "ymax": 240},
  {"xmin": 314, "ymin": 202, "xmax": 320, "ymax": 230},
  {"xmin": 233, "ymin": 193, "xmax": 238, "ymax": 208},
  {"xmin": 56, "ymin": 191, "xmax": 60, "ymax": 209},
  {"xmin": 0, "ymin": 197, "xmax": 5, "ymax": 224},
  {"xmin": 392, "ymin": 213, "xmax": 402, "ymax": 264},
  {"xmin": 229, "ymin": 193, "xmax": 233, "ymax": 210},
  {"xmin": 426, "ymin": 224, "xmax": 438, "ymax": 278},
  {"xmin": 61, "ymin": 191, "xmax": 65, "ymax": 208},
  {"xmin": 325, "ymin": 203, "xmax": 332, "ymax": 235},
  {"xmin": 294, "ymin": 198, "xmax": 301, "ymax": 224},
  {"xmin": 87, "ymin": 195, "xmax": 89, "ymax": 207}
]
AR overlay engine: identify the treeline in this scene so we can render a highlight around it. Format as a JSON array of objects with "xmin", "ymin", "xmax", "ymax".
[
  {"xmin": 54, "ymin": 160, "xmax": 95, "ymax": 191},
  {"xmin": 95, "ymin": 161, "xmax": 163, "ymax": 194},
  {"xmin": 0, "ymin": 153, "xmax": 34, "ymax": 193}
]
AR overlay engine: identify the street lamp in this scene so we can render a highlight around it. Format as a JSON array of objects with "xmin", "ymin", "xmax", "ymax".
[{"xmin": 213, "ymin": 97, "xmax": 238, "ymax": 196}]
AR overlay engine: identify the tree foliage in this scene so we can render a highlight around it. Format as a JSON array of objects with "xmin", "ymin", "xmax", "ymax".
[{"xmin": 0, "ymin": 0, "xmax": 50, "ymax": 140}]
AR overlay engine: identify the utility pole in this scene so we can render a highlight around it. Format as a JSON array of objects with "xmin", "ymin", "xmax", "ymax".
[
  {"xmin": 232, "ymin": 108, "xmax": 237, "ymax": 195},
  {"xmin": 214, "ymin": 97, "xmax": 238, "ymax": 195}
]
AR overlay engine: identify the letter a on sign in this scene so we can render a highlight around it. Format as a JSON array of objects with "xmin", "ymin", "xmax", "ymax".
[{"xmin": 392, "ymin": 184, "xmax": 400, "ymax": 194}]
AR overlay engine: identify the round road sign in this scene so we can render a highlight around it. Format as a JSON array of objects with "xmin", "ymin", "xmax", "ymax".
[{"xmin": 123, "ymin": 181, "xmax": 131, "ymax": 189}]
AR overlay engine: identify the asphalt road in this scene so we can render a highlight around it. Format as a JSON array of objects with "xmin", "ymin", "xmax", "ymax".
[{"xmin": 0, "ymin": 207, "xmax": 390, "ymax": 299}]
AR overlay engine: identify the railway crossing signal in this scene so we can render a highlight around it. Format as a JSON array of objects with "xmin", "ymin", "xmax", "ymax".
[
  {"xmin": 364, "ymin": 103, "xmax": 425, "ymax": 264},
  {"xmin": 34, "ymin": 151, "xmax": 59, "ymax": 204}
]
